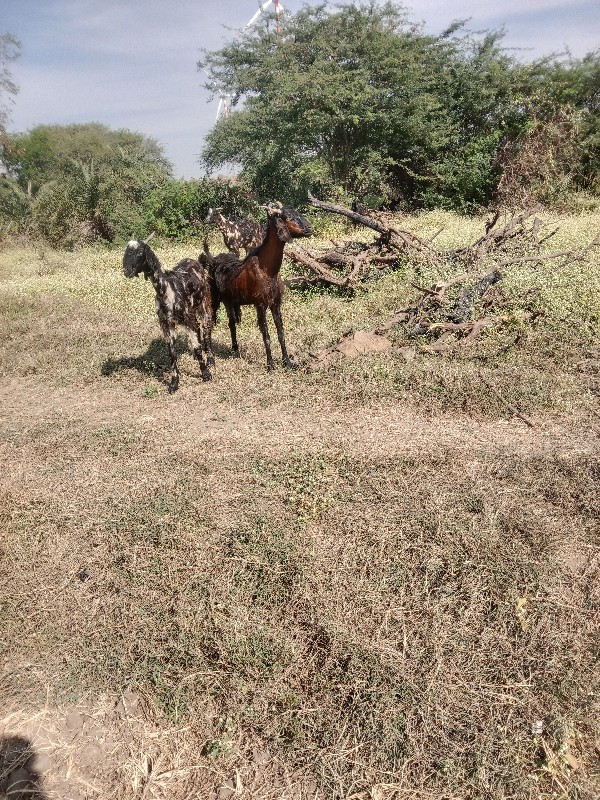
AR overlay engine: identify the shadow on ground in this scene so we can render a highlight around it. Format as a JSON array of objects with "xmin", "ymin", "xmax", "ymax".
[
  {"xmin": 101, "ymin": 337, "xmax": 172, "ymax": 379},
  {"xmin": 101, "ymin": 336, "xmax": 233, "ymax": 380},
  {"xmin": 0, "ymin": 736, "xmax": 47, "ymax": 800}
]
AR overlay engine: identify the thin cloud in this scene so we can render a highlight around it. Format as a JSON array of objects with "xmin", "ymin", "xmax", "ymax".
[
  {"xmin": 411, "ymin": 0, "xmax": 590, "ymax": 18},
  {"xmin": 4, "ymin": 0, "xmax": 598, "ymax": 179}
]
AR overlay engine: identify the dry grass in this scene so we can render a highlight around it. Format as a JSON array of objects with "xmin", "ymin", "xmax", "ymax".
[{"xmin": 1, "ymin": 211, "xmax": 599, "ymax": 799}]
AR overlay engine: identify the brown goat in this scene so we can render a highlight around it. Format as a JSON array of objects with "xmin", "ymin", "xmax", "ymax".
[{"xmin": 202, "ymin": 202, "xmax": 313, "ymax": 370}]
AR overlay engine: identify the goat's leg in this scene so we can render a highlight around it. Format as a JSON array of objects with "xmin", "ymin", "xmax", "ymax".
[
  {"xmin": 163, "ymin": 325, "xmax": 180, "ymax": 393},
  {"xmin": 201, "ymin": 304, "xmax": 215, "ymax": 367},
  {"xmin": 271, "ymin": 305, "xmax": 298, "ymax": 369},
  {"xmin": 190, "ymin": 328, "xmax": 212, "ymax": 382},
  {"xmin": 256, "ymin": 305, "xmax": 275, "ymax": 371},
  {"xmin": 205, "ymin": 324, "xmax": 215, "ymax": 368},
  {"xmin": 226, "ymin": 303, "xmax": 240, "ymax": 356}
]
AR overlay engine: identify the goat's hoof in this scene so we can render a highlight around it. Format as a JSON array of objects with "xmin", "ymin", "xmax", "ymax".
[
  {"xmin": 266, "ymin": 362, "xmax": 275, "ymax": 371},
  {"xmin": 283, "ymin": 359, "xmax": 299, "ymax": 370},
  {"xmin": 168, "ymin": 379, "xmax": 179, "ymax": 394},
  {"xmin": 207, "ymin": 356, "xmax": 215, "ymax": 367},
  {"xmin": 202, "ymin": 370, "xmax": 212, "ymax": 382}
]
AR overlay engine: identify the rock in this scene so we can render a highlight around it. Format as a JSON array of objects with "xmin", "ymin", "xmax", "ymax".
[
  {"xmin": 397, "ymin": 345, "xmax": 416, "ymax": 361},
  {"xmin": 65, "ymin": 711, "xmax": 85, "ymax": 733},
  {"xmin": 335, "ymin": 330, "xmax": 392, "ymax": 357}
]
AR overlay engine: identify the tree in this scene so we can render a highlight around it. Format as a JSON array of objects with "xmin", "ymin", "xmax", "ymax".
[
  {"xmin": 3, "ymin": 123, "xmax": 174, "ymax": 245},
  {"xmin": 5, "ymin": 122, "xmax": 172, "ymax": 194},
  {"xmin": 199, "ymin": 2, "xmax": 521, "ymax": 211},
  {"xmin": 499, "ymin": 51, "xmax": 600, "ymax": 203},
  {"xmin": 200, "ymin": 3, "xmax": 600, "ymax": 211}
]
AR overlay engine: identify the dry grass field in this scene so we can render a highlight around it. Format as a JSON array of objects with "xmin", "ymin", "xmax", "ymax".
[{"xmin": 1, "ymin": 210, "xmax": 599, "ymax": 799}]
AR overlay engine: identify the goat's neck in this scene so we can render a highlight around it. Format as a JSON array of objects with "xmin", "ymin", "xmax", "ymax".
[
  {"xmin": 256, "ymin": 218, "xmax": 285, "ymax": 277},
  {"xmin": 148, "ymin": 269, "xmax": 168, "ymax": 296},
  {"xmin": 143, "ymin": 248, "xmax": 166, "ymax": 293},
  {"xmin": 215, "ymin": 212, "xmax": 228, "ymax": 231}
]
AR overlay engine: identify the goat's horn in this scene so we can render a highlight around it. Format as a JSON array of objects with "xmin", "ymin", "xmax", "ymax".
[
  {"xmin": 263, "ymin": 201, "xmax": 283, "ymax": 214},
  {"xmin": 143, "ymin": 231, "xmax": 156, "ymax": 244}
]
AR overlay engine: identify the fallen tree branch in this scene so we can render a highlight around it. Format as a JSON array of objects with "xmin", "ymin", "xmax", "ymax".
[
  {"xmin": 284, "ymin": 275, "xmax": 324, "ymax": 289},
  {"xmin": 469, "ymin": 205, "xmax": 543, "ymax": 259},
  {"xmin": 451, "ymin": 269, "xmax": 502, "ymax": 323},
  {"xmin": 286, "ymin": 245, "xmax": 348, "ymax": 288},
  {"xmin": 307, "ymin": 191, "xmax": 395, "ymax": 235},
  {"xmin": 424, "ymin": 317, "xmax": 501, "ymax": 351},
  {"xmin": 346, "ymin": 252, "xmax": 369, "ymax": 284},
  {"xmin": 490, "ymin": 236, "xmax": 600, "ymax": 271},
  {"xmin": 290, "ymin": 196, "xmax": 588, "ymax": 294},
  {"xmin": 374, "ymin": 310, "xmax": 411, "ymax": 333},
  {"xmin": 412, "ymin": 273, "xmax": 472, "ymax": 303},
  {"xmin": 307, "ymin": 192, "xmax": 433, "ymax": 254},
  {"xmin": 538, "ymin": 227, "xmax": 560, "ymax": 246},
  {"xmin": 295, "ymin": 197, "xmax": 599, "ymax": 388}
]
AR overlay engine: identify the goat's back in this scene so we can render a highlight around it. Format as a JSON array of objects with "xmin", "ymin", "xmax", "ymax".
[
  {"xmin": 210, "ymin": 253, "xmax": 248, "ymax": 295},
  {"xmin": 167, "ymin": 258, "xmax": 213, "ymax": 309},
  {"xmin": 220, "ymin": 218, "xmax": 266, "ymax": 253},
  {"xmin": 235, "ymin": 219, "xmax": 265, "ymax": 247},
  {"xmin": 171, "ymin": 257, "xmax": 208, "ymax": 283}
]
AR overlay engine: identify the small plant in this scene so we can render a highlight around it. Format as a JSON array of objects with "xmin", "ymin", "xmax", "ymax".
[
  {"xmin": 202, "ymin": 737, "xmax": 234, "ymax": 760},
  {"xmin": 143, "ymin": 383, "xmax": 158, "ymax": 398}
]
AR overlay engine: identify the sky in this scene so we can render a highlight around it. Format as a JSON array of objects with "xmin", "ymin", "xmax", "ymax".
[{"xmin": 1, "ymin": 0, "xmax": 598, "ymax": 179}]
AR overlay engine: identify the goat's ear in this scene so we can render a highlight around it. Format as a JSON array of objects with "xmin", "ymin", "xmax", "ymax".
[{"xmin": 274, "ymin": 216, "xmax": 292, "ymax": 242}]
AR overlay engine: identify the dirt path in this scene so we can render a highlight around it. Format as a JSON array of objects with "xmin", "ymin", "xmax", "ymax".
[{"xmin": 2, "ymin": 376, "xmax": 599, "ymax": 462}]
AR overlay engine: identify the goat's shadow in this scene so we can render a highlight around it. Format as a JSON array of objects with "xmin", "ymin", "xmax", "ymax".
[
  {"xmin": 0, "ymin": 735, "xmax": 48, "ymax": 799},
  {"xmin": 101, "ymin": 336, "xmax": 232, "ymax": 382}
]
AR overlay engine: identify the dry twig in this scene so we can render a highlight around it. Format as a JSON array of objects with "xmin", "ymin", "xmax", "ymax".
[{"xmin": 479, "ymin": 372, "xmax": 537, "ymax": 428}]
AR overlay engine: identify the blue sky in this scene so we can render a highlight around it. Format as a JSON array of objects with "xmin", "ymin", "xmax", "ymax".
[{"xmin": 2, "ymin": 0, "xmax": 598, "ymax": 178}]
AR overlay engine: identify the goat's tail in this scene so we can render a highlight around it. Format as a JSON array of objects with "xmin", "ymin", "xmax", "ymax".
[{"xmin": 234, "ymin": 304, "xmax": 242, "ymax": 324}]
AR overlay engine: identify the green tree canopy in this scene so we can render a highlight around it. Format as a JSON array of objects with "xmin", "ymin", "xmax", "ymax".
[
  {"xmin": 199, "ymin": 2, "xmax": 522, "ymax": 210},
  {"xmin": 512, "ymin": 51, "xmax": 600, "ymax": 197},
  {"xmin": 0, "ymin": 120, "xmax": 262, "ymax": 245},
  {"xmin": 199, "ymin": 2, "xmax": 599, "ymax": 211},
  {"xmin": 2, "ymin": 123, "xmax": 174, "ymax": 245},
  {"xmin": 5, "ymin": 122, "xmax": 172, "ymax": 194}
]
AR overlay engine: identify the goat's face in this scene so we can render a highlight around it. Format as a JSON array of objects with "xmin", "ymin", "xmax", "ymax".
[
  {"xmin": 205, "ymin": 207, "xmax": 222, "ymax": 224},
  {"xmin": 266, "ymin": 203, "xmax": 313, "ymax": 242},
  {"xmin": 123, "ymin": 240, "xmax": 147, "ymax": 278}
]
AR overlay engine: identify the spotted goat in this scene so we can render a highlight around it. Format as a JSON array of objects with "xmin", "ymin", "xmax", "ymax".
[
  {"xmin": 123, "ymin": 235, "xmax": 215, "ymax": 393},
  {"xmin": 205, "ymin": 207, "xmax": 265, "ymax": 258},
  {"xmin": 201, "ymin": 202, "xmax": 313, "ymax": 371}
]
